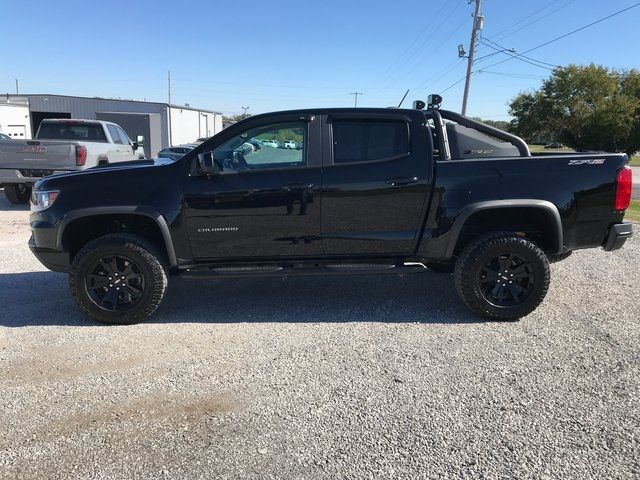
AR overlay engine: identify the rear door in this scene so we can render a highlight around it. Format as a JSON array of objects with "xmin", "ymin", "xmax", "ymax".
[{"xmin": 321, "ymin": 111, "xmax": 432, "ymax": 255}]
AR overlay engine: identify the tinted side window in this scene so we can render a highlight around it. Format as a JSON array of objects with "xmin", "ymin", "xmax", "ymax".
[
  {"xmin": 107, "ymin": 125, "xmax": 123, "ymax": 144},
  {"xmin": 212, "ymin": 122, "xmax": 306, "ymax": 172},
  {"xmin": 115, "ymin": 126, "xmax": 130, "ymax": 145},
  {"xmin": 332, "ymin": 120, "xmax": 409, "ymax": 164}
]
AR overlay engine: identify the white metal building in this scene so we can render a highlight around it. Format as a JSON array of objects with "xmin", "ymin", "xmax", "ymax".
[
  {"xmin": 0, "ymin": 102, "xmax": 31, "ymax": 139},
  {"xmin": 0, "ymin": 94, "xmax": 222, "ymax": 153}
]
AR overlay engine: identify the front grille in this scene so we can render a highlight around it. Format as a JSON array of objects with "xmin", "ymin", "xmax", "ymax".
[{"xmin": 19, "ymin": 169, "xmax": 55, "ymax": 178}]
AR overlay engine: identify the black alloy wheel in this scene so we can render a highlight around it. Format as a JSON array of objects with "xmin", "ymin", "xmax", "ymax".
[
  {"xmin": 477, "ymin": 253, "xmax": 535, "ymax": 307},
  {"xmin": 85, "ymin": 255, "xmax": 146, "ymax": 311},
  {"xmin": 454, "ymin": 233, "xmax": 550, "ymax": 321},
  {"xmin": 70, "ymin": 233, "xmax": 167, "ymax": 324}
]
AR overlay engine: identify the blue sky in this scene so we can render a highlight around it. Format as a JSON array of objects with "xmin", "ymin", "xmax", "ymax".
[{"xmin": 2, "ymin": 0, "xmax": 639, "ymax": 118}]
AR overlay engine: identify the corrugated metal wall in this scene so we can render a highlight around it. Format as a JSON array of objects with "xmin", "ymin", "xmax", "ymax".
[
  {"xmin": 9, "ymin": 95, "xmax": 222, "ymax": 148},
  {"xmin": 24, "ymin": 95, "xmax": 171, "ymax": 147}
]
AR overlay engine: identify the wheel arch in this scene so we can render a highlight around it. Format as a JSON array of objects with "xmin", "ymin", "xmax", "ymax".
[
  {"xmin": 58, "ymin": 206, "xmax": 177, "ymax": 267},
  {"xmin": 445, "ymin": 200, "xmax": 563, "ymax": 258}
]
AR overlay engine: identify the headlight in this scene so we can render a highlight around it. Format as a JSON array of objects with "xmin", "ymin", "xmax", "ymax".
[{"xmin": 30, "ymin": 190, "xmax": 59, "ymax": 212}]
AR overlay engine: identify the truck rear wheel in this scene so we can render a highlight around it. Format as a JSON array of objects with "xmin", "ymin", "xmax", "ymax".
[
  {"xmin": 4, "ymin": 184, "xmax": 31, "ymax": 204},
  {"xmin": 69, "ymin": 234, "xmax": 168, "ymax": 325},
  {"xmin": 454, "ymin": 233, "xmax": 550, "ymax": 321}
]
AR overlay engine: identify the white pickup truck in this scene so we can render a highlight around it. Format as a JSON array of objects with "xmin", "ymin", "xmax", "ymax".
[{"xmin": 0, "ymin": 119, "xmax": 145, "ymax": 204}]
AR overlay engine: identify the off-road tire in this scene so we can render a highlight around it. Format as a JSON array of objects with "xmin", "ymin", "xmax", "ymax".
[
  {"xmin": 547, "ymin": 251, "xmax": 572, "ymax": 263},
  {"xmin": 425, "ymin": 261, "xmax": 456, "ymax": 273},
  {"xmin": 69, "ymin": 234, "xmax": 168, "ymax": 325},
  {"xmin": 4, "ymin": 184, "xmax": 31, "ymax": 204},
  {"xmin": 454, "ymin": 233, "xmax": 550, "ymax": 321}
]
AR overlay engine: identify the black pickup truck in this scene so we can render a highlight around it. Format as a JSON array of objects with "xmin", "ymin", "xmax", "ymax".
[{"xmin": 28, "ymin": 97, "xmax": 633, "ymax": 324}]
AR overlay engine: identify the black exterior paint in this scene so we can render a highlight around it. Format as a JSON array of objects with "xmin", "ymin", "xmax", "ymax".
[{"xmin": 29, "ymin": 107, "xmax": 632, "ymax": 273}]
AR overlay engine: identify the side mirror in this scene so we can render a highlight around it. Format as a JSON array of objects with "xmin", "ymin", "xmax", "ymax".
[
  {"xmin": 136, "ymin": 135, "xmax": 145, "ymax": 145},
  {"xmin": 132, "ymin": 141, "xmax": 139, "ymax": 150},
  {"xmin": 197, "ymin": 151, "xmax": 221, "ymax": 176}
]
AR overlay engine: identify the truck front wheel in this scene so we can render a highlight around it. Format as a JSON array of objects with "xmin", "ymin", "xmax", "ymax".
[
  {"xmin": 454, "ymin": 233, "xmax": 550, "ymax": 321},
  {"xmin": 4, "ymin": 184, "xmax": 31, "ymax": 204},
  {"xmin": 69, "ymin": 234, "xmax": 168, "ymax": 325}
]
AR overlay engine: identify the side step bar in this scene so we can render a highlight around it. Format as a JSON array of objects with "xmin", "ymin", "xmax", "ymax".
[{"xmin": 180, "ymin": 262, "xmax": 429, "ymax": 279}]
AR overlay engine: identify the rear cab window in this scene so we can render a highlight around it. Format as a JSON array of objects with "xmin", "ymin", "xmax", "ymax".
[
  {"xmin": 37, "ymin": 122, "xmax": 108, "ymax": 142},
  {"xmin": 332, "ymin": 120, "xmax": 410, "ymax": 164}
]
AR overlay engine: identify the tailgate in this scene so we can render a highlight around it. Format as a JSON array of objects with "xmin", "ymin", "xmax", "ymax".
[{"xmin": 0, "ymin": 140, "xmax": 77, "ymax": 171}]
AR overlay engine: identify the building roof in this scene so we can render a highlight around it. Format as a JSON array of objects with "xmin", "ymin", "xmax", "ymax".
[{"xmin": 3, "ymin": 93, "xmax": 222, "ymax": 115}]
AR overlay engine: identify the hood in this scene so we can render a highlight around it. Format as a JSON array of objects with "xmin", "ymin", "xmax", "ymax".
[{"xmin": 33, "ymin": 157, "xmax": 175, "ymax": 190}]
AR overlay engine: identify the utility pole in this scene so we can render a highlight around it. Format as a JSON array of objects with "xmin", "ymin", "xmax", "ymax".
[
  {"xmin": 15, "ymin": 79, "xmax": 19, "ymax": 94},
  {"xmin": 350, "ymin": 92, "xmax": 363, "ymax": 107},
  {"xmin": 168, "ymin": 70, "xmax": 171, "ymax": 105},
  {"xmin": 461, "ymin": 0, "xmax": 483, "ymax": 116},
  {"xmin": 241, "ymin": 106, "xmax": 249, "ymax": 118}
]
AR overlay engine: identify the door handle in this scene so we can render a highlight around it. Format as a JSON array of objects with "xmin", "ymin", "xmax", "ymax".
[{"xmin": 385, "ymin": 176, "xmax": 418, "ymax": 187}]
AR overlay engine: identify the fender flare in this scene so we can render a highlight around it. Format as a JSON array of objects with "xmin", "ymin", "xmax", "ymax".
[
  {"xmin": 57, "ymin": 206, "xmax": 178, "ymax": 267},
  {"xmin": 444, "ymin": 199, "xmax": 563, "ymax": 258}
]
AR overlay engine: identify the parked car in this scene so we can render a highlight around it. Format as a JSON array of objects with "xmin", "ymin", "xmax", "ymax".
[
  {"xmin": 262, "ymin": 139, "xmax": 280, "ymax": 148},
  {"xmin": 284, "ymin": 140, "xmax": 297, "ymax": 149},
  {"xmin": 247, "ymin": 139, "xmax": 262, "ymax": 150},
  {"xmin": 28, "ymin": 101, "xmax": 632, "ymax": 325},
  {"xmin": 158, "ymin": 144, "xmax": 197, "ymax": 161},
  {"xmin": 544, "ymin": 142, "xmax": 564, "ymax": 149},
  {"xmin": 0, "ymin": 119, "xmax": 145, "ymax": 204},
  {"xmin": 296, "ymin": 141, "xmax": 304, "ymax": 150}
]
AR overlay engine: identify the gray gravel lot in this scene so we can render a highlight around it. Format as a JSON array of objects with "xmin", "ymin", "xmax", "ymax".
[{"xmin": 0, "ymin": 191, "xmax": 638, "ymax": 479}]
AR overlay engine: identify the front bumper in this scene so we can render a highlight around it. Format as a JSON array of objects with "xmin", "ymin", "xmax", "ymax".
[
  {"xmin": 28, "ymin": 235, "xmax": 71, "ymax": 273},
  {"xmin": 603, "ymin": 222, "xmax": 633, "ymax": 251}
]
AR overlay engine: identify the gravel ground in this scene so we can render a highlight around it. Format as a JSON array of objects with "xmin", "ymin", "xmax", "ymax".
[{"xmin": 0, "ymin": 192, "xmax": 638, "ymax": 479}]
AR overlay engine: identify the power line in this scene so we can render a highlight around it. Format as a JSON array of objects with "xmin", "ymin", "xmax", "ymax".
[
  {"xmin": 366, "ymin": 0, "xmax": 454, "ymax": 89},
  {"xmin": 381, "ymin": 14, "xmax": 471, "ymax": 92},
  {"xmin": 492, "ymin": 0, "xmax": 578, "ymax": 42},
  {"xmin": 477, "ymin": 70, "xmax": 547, "ymax": 80},
  {"xmin": 369, "ymin": 0, "xmax": 462, "ymax": 88},
  {"xmin": 478, "ymin": 2, "xmax": 640, "ymax": 72},
  {"xmin": 479, "ymin": 37, "xmax": 559, "ymax": 68},
  {"xmin": 412, "ymin": 58, "xmax": 465, "ymax": 94},
  {"xmin": 440, "ymin": 74, "xmax": 467, "ymax": 94},
  {"xmin": 522, "ymin": 2, "xmax": 640, "ymax": 54},
  {"xmin": 489, "ymin": 0, "xmax": 561, "ymax": 39},
  {"xmin": 477, "ymin": 39, "xmax": 558, "ymax": 70}
]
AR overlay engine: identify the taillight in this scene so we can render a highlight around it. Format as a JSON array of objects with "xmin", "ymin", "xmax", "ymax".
[
  {"xmin": 76, "ymin": 145, "xmax": 87, "ymax": 166},
  {"xmin": 614, "ymin": 166, "xmax": 632, "ymax": 211}
]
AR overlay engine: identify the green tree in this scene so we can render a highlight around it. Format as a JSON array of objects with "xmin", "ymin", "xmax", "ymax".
[
  {"xmin": 473, "ymin": 118, "xmax": 515, "ymax": 133},
  {"xmin": 509, "ymin": 65, "xmax": 640, "ymax": 154}
]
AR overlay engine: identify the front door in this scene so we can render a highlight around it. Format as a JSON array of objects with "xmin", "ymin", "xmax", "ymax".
[
  {"xmin": 183, "ymin": 114, "xmax": 322, "ymax": 260},
  {"xmin": 321, "ymin": 111, "xmax": 432, "ymax": 256}
]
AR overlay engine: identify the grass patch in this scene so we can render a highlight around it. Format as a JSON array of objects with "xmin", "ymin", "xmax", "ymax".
[
  {"xmin": 629, "ymin": 155, "xmax": 640, "ymax": 167},
  {"xmin": 528, "ymin": 144, "xmax": 574, "ymax": 153},
  {"xmin": 626, "ymin": 200, "xmax": 640, "ymax": 223}
]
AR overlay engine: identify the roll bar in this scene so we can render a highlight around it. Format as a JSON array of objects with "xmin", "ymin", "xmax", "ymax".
[{"xmin": 426, "ymin": 108, "xmax": 531, "ymax": 159}]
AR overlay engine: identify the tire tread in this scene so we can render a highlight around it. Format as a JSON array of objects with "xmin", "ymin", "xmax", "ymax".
[
  {"xmin": 69, "ymin": 233, "xmax": 167, "ymax": 324},
  {"xmin": 454, "ymin": 233, "xmax": 550, "ymax": 321}
]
